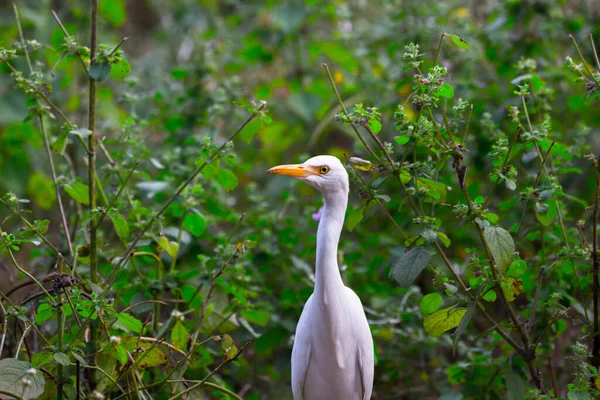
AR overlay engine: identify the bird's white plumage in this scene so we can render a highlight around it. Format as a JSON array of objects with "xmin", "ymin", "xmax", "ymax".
[{"xmin": 271, "ymin": 155, "xmax": 374, "ymax": 400}]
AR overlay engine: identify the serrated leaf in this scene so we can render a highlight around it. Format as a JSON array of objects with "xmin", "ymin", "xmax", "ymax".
[
  {"xmin": 172, "ymin": 321, "xmax": 189, "ymax": 350},
  {"xmin": 484, "ymin": 226, "xmax": 515, "ymax": 271},
  {"xmin": 35, "ymin": 303, "xmax": 53, "ymax": 325},
  {"xmin": 389, "ymin": 246, "xmax": 433, "ymax": 287},
  {"xmin": 347, "ymin": 205, "xmax": 365, "ymax": 232},
  {"xmin": 0, "ymin": 359, "xmax": 45, "ymax": 399},
  {"xmin": 424, "ymin": 307, "xmax": 467, "ymax": 338},
  {"xmin": 240, "ymin": 117, "xmax": 262, "ymax": 143},
  {"xmin": 183, "ymin": 212, "xmax": 206, "ymax": 237},
  {"xmin": 421, "ymin": 228, "xmax": 438, "ymax": 244},
  {"xmin": 482, "ymin": 287, "xmax": 497, "ymax": 302},
  {"xmin": 436, "ymin": 83, "xmax": 454, "ymax": 98},
  {"xmin": 240, "ymin": 309, "xmax": 270, "ymax": 327},
  {"xmin": 453, "ymin": 301, "xmax": 476, "ymax": 354},
  {"xmin": 568, "ymin": 391, "xmax": 591, "ymax": 400},
  {"xmin": 420, "ymin": 293, "xmax": 443, "ymax": 317},
  {"xmin": 64, "ymin": 182, "xmax": 90, "ymax": 205},
  {"xmin": 368, "ymin": 119, "xmax": 382, "ymax": 134},
  {"xmin": 54, "ymin": 352, "xmax": 70, "ymax": 366},
  {"xmin": 110, "ymin": 213, "xmax": 129, "ymax": 240},
  {"xmin": 157, "ymin": 236, "xmax": 179, "ymax": 258},
  {"xmin": 215, "ymin": 169, "xmax": 238, "ymax": 191},
  {"xmin": 451, "ymin": 34, "xmax": 470, "ymax": 50},
  {"xmin": 89, "ymin": 60, "xmax": 111, "ymax": 81},
  {"xmin": 117, "ymin": 313, "xmax": 143, "ymax": 334}
]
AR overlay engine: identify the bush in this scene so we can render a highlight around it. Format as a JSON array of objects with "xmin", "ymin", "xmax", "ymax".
[{"xmin": 1, "ymin": 1, "xmax": 600, "ymax": 399}]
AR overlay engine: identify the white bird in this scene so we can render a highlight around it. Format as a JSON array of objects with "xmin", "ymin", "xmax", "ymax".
[{"xmin": 269, "ymin": 155, "xmax": 374, "ymax": 400}]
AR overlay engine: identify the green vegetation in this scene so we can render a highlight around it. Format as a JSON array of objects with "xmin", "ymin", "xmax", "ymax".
[{"xmin": 1, "ymin": 1, "xmax": 600, "ymax": 399}]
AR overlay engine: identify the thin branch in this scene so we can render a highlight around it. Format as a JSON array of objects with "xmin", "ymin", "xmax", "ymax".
[
  {"xmin": 13, "ymin": 3, "xmax": 73, "ymax": 257},
  {"xmin": 102, "ymin": 104, "xmax": 265, "ymax": 294},
  {"xmin": 168, "ymin": 339, "xmax": 252, "ymax": 400}
]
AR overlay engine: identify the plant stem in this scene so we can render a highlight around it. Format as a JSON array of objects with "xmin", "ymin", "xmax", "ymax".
[
  {"xmin": 570, "ymin": 34, "xmax": 600, "ymax": 87},
  {"xmin": 88, "ymin": 0, "xmax": 99, "ymax": 285},
  {"xmin": 322, "ymin": 64, "xmax": 386, "ymax": 167},
  {"xmin": 592, "ymin": 160, "xmax": 600, "ymax": 369},
  {"xmin": 57, "ymin": 257, "xmax": 65, "ymax": 400},
  {"xmin": 102, "ymin": 105, "xmax": 264, "ymax": 294},
  {"xmin": 13, "ymin": 3, "xmax": 74, "ymax": 257}
]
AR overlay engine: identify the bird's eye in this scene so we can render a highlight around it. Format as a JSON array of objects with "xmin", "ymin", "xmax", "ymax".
[{"xmin": 319, "ymin": 166, "xmax": 330, "ymax": 174}]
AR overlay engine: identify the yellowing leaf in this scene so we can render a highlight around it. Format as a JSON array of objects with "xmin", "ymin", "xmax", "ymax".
[
  {"xmin": 157, "ymin": 236, "xmax": 179, "ymax": 258},
  {"xmin": 172, "ymin": 321, "xmax": 189, "ymax": 350},
  {"xmin": 424, "ymin": 307, "xmax": 467, "ymax": 338}
]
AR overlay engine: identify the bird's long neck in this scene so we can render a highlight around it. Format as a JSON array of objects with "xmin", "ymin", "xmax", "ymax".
[{"xmin": 314, "ymin": 190, "xmax": 348, "ymax": 296}]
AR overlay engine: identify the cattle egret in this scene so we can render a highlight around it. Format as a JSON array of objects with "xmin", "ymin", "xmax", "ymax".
[{"xmin": 269, "ymin": 155, "xmax": 374, "ymax": 400}]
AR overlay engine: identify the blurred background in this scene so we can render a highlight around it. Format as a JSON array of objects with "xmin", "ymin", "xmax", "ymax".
[{"xmin": 1, "ymin": 0, "xmax": 600, "ymax": 399}]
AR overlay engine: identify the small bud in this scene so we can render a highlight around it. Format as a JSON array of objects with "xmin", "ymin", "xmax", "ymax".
[
  {"xmin": 91, "ymin": 391, "xmax": 105, "ymax": 400},
  {"xmin": 27, "ymin": 368, "xmax": 37, "ymax": 375},
  {"xmin": 110, "ymin": 336, "xmax": 121, "ymax": 345}
]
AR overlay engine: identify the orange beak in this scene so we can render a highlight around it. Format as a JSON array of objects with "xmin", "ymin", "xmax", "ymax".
[{"xmin": 268, "ymin": 164, "xmax": 318, "ymax": 178}]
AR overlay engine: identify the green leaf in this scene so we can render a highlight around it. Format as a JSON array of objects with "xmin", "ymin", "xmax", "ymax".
[
  {"xmin": 568, "ymin": 390, "xmax": 591, "ymax": 400},
  {"xmin": 172, "ymin": 321, "xmax": 189, "ymax": 350},
  {"xmin": 240, "ymin": 117, "xmax": 262, "ymax": 143},
  {"xmin": 536, "ymin": 199, "xmax": 557, "ymax": 226},
  {"xmin": 421, "ymin": 228, "xmax": 438, "ymax": 244},
  {"xmin": 436, "ymin": 83, "xmax": 454, "ymax": 98},
  {"xmin": 110, "ymin": 58, "xmax": 131, "ymax": 80},
  {"xmin": 436, "ymin": 232, "xmax": 451, "ymax": 247},
  {"xmin": 484, "ymin": 226, "xmax": 515, "ymax": 271},
  {"xmin": 420, "ymin": 293, "xmax": 443, "ymax": 317},
  {"xmin": 157, "ymin": 236, "xmax": 179, "ymax": 258},
  {"xmin": 53, "ymin": 352, "xmax": 70, "ymax": 366},
  {"xmin": 451, "ymin": 34, "xmax": 470, "ymax": 50},
  {"xmin": 110, "ymin": 213, "xmax": 129, "ymax": 240},
  {"xmin": 240, "ymin": 309, "xmax": 270, "ymax": 327},
  {"xmin": 0, "ymin": 359, "xmax": 46, "ymax": 399},
  {"xmin": 51, "ymin": 133, "xmax": 68, "ymax": 155},
  {"xmin": 183, "ymin": 213, "xmax": 207, "ymax": 237},
  {"xmin": 501, "ymin": 276, "xmax": 523, "ymax": 302},
  {"xmin": 389, "ymin": 246, "xmax": 433, "ymax": 287},
  {"xmin": 416, "ymin": 178, "xmax": 447, "ymax": 203},
  {"xmin": 452, "ymin": 301, "xmax": 476, "ymax": 354},
  {"xmin": 348, "ymin": 157, "xmax": 374, "ymax": 171},
  {"xmin": 89, "ymin": 61, "xmax": 112, "ymax": 81},
  {"xmin": 215, "ymin": 169, "xmax": 238, "ymax": 191},
  {"xmin": 69, "ymin": 128, "xmax": 92, "ymax": 140},
  {"xmin": 395, "ymin": 135, "xmax": 410, "ymax": 145},
  {"xmin": 114, "ymin": 345, "xmax": 128, "ymax": 364},
  {"xmin": 399, "ymin": 170, "xmax": 411, "ymax": 184},
  {"xmin": 31, "ymin": 351, "xmax": 54, "ymax": 367},
  {"xmin": 368, "ymin": 119, "xmax": 382, "ymax": 134},
  {"xmin": 486, "ymin": 212, "xmax": 499, "ymax": 225},
  {"xmin": 35, "ymin": 303, "xmax": 53, "ymax": 325},
  {"xmin": 117, "ymin": 313, "xmax": 143, "ymax": 334},
  {"xmin": 424, "ymin": 307, "xmax": 467, "ymax": 338},
  {"xmin": 347, "ymin": 205, "xmax": 365, "ymax": 232},
  {"xmin": 65, "ymin": 182, "xmax": 90, "ymax": 205},
  {"xmin": 121, "ymin": 337, "xmax": 167, "ymax": 368},
  {"xmin": 220, "ymin": 334, "xmax": 238, "ymax": 359},
  {"xmin": 482, "ymin": 287, "xmax": 497, "ymax": 302}
]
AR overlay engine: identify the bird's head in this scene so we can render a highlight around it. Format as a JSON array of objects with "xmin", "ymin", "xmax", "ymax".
[{"xmin": 268, "ymin": 155, "xmax": 349, "ymax": 195}]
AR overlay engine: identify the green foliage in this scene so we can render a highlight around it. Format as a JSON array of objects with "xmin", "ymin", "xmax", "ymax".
[{"xmin": 1, "ymin": 0, "xmax": 600, "ymax": 399}]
